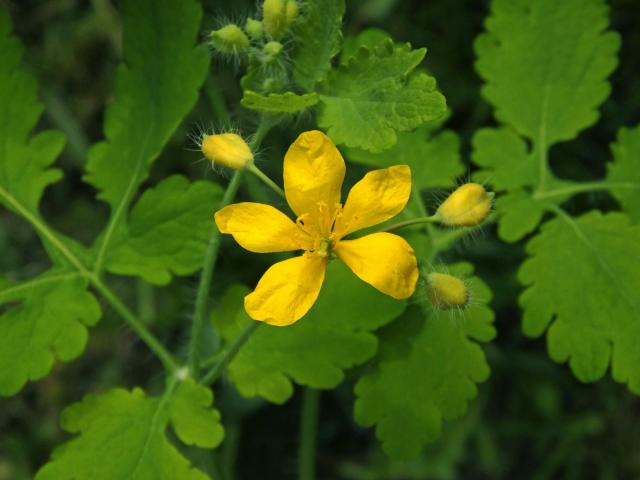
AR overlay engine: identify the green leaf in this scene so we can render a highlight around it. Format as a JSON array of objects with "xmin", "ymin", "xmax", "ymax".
[
  {"xmin": 519, "ymin": 211, "xmax": 640, "ymax": 393},
  {"xmin": 212, "ymin": 261, "xmax": 407, "ymax": 404},
  {"xmin": 0, "ymin": 271, "xmax": 101, "ymax": 396},
  {"xmin": 354, "ymin": 263, "xmax": 495, "ymax": 460},
  {"xmin": 0, "ymin": 9, "xmax": 65, "ymax": 215},
  {"xmin": 340, "ymin": 28, "xmax": 393, "ymax": 64},
  {"xmin": 494, "ymin": 190, "xmax": 546, "ymax": 243},
  {"xmin": 475, "ymin": 0, "xmax": 620, "ymax": 145},
  {"xmin": 102, "ymin": 175, "xmax": 223, "ymax": 285},
  {"xmin": 346, "ymin": 127, "xmax": 463, "ymax": 190},
  {"xmin": 607, "ymin": 125, "xmax": 640, "ymax": 222},
  {"xmin": 318, "ymin": 41, "xmax": 447, "ymax": 152},
  {"xmin": 84, "ymin": 0, "xmax": 209, "ymax": 262},
  {"xmin": 36, "ymin": 379, "xmax": 223, "ymax": 479},
  {"xmin": 241, "ymin": 91, "xmax": 319, "ymax": 114},
  {"xmin": 292, "ymin": 0, "xmax": 345, "ymax": 91}
]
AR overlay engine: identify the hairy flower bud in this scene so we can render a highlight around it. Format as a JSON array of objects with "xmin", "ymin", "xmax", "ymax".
[
  {"xmin": 245, "ymin": 18, "xmax": 264, "ymax": 40},
  {"xmin": 201, "ymin": 133, "xmax": 253, "ymax": 170},
  {"xmin": 435, "ymin": 183, "xmax": 493, "ymax": 227},
  {"xmin": 210, "ymin": 24, "xmax": 249, "ymax": 55},
  {"xmin": 263, "ymin": 0, "xmax": 297, "ymax": 38},
  {"xmin": 262, "ymin": 40, "xmax": 284, "ymax": 62},
  {"xmin": 426, "ymin": 272, "xmax": 468, "ymax": 310}
]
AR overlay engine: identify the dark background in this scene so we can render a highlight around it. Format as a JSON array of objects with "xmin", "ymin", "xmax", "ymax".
[{"xmin": 1, "ymin": 0, "xmax": 639, "ymax": 478}]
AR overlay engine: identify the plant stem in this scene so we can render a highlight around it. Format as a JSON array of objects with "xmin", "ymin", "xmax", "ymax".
[
  {"xmin": 534, "ymin": 180, "xmax": 640, "ymax": 200},
  {"xmin": 92, "ymin": 277, "xmax": 179, "ymax": 372},
  {"xmin": 199, "ymin": 322, "xmax": 260, "ymax": 386},
  {"xmin": 298, "ymin": 388, "xmax": 320, "ymax": 480},
  {"xmin": 188, "ymin": 120, "xmax": 273, "ymax": 376},
  {"xmin": 247, "ymin": 163, "xmax": 285, "ymax": 198},
  {"xmin": 382, "ymin": 215, "xmax": 439, "ymax": 232}
]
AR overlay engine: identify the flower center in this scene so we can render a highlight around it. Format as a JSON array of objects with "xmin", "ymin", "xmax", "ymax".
[{"xmin": 316, "ymin": 237, "xmax": 332, "ymax": 257}]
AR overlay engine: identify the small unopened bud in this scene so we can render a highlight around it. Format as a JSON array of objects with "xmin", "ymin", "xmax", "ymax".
[
  {"xmin": 263, "ymin": 41, "xmax": 284, "ymax": 62},
  {"xmin": 245, "ymin": 18, "xmax": 264, "ymax": 40},
  {"xmin": 426, "ymin": 273, "xmax": 468, "ymax": 310},
  {"xmin": 201, "ymin": 133, "xmax": 253, "ymax": 170},
  {"xmin": 210, "ymin": 24, "xmax": 249, "ymax": 55},
  {"xmin": 435, "ymin": 183, "xmax": 493, "ymax": 227},
  {"xmin": 263, "ymin": 0, "xmax": 297, "ymax": 38}
]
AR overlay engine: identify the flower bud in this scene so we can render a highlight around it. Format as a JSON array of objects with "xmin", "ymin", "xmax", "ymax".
[
  {"xmin": 263, "ymin": 0, "xmax": 297, "ymax": 38},
  {"xmin": 426, "ymin": 272, "xmax": 468, "ymax": 310},
  {"xmin": 435, "ymin": 183, "xmax": 493, "ymax": 227},
  {"xmin": 201, "ymin": 133, "xmax": 253, "ymax": 170},
  {"xmin": 262, "ymin": 40, "xmax": 284, "ymax": 62},
  {"xmin": 245, "ymin": 18, "xmax": 264, "ymax": 40},
  {"xmin": 210, "ymin": 24, "xmax": 249, "ymax": 55}
]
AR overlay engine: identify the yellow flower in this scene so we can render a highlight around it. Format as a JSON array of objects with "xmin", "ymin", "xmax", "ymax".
[
  {"xmin": 215, "ymin": 130, "xmax": 419, "ymax": 326},
  {"xmin": 435, "ymin": 183, "xmax": 493, "ymax": 226},
  {"xmin": 201, "ymin": 133, "xmax": 253, "ymax": 170}
]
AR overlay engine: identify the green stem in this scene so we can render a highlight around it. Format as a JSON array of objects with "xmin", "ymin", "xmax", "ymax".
[
  {"xmin": 92, "ymin": 277, "xmax": 179, "ymax": 372},
  {"xmin": 382, "ymin": 215, "xmax": 439, "ymax": 232},
  {"xmin": 199, "ymin": 321, "xmax": 261, "ymax": 386},
  {"xmin": 188, "ymin": 120, "xmax": 273, "ymax": 376},
  {"xmin": 298, "ymin": 388, "xmax": 320, "ymax": 480},
  {"xmin": 534, "ymin": 181, "xmax": 640, "ymax": 200},
  {"xmin": 247, "ymin": 163, "xmax": 286, "ymax": 198}
]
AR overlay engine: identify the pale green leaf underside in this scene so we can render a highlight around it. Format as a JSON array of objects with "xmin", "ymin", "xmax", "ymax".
[
  {"xmin": 36, "ymin": 380, "xmax": 223, "ymax": 480},
  {"xmin": 0, "ymin": 9, "xmax": 65, "ymax": 215},
  {"xmin": 346, "ymin": 127, "xmax": 463, "ymax": 190},
  {"xmin": 354, "ymin": 263, "xmax": 495, "ymax": 460},
  {"xmin": 519, "ymin": 211, "xmax": 640, "ymax": 393},
  {"xmin": 241, "ymin": 91, "xmax": 319, "ymax": 114},
  {"xmin": 83, "ymin": 0, "xmax": 209, "ymax": 211},
  {"xmin": 607, "ymin": 124, "xmax": 640, "ymax": 222},
  {"xmin": 475, "ymin": 0, "xmax": 620, "ymax": 145},
  {"xmin": 0, "ymin": 271, "xmax": 100, "ymax": 396},
  {"xmin": 213, "ymin": 261, "xmax": 407, "ymax": 404},
  {"xmin": 104, "ymin": 175, "xmax": 224, "ymax": 285},
  {"xmin": 318, "ymin": 41, "xmax": 447, "ymax": 152},
  {"xmin": 292, "ymin": 0, "xmax": 345, "ymax": 91}
]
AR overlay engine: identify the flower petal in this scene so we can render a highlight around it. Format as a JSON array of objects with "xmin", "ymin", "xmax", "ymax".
[
  {"xmin": 283, "ymin": 130, "xmax": 345, "ymax": 225},
  {"xmin": 335, "ymin": 165, "xmax": 412, "ymax": 237},
  {"xmin": 334, "ymin": 232, "xmax": 418, "ymax": 299},
  {"xmin": 215, "ymin": 202, "xmax": 307, "ymax": 253},
  {"xmin": 245, "ymin": 254, "xmax": 327, "ymax": 326}
]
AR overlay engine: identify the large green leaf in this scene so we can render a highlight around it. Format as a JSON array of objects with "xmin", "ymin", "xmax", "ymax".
[
  {"xmin": 475, "ymin": 0, "xmax": 620, "ymax": 145},
  {"xmin": 0, "ymin": 271, "xmax": 100, "ymax": 396},
  {"xmin": 519, "ymin": 211, "xmax": 640, "ymax": 393},
  {"xmin": 212, "ymin": 261, "xmax": 407, "ymax": 404},
  {"xmin": 85, "ymin": 0, "xmax": 209, "ymax": 266},
  {"xmin": 241, "ymin": 91, "xmax": 319, "ymax": 114},
  {"xmin": 318, "ymin": 41, "xmax": 446, "ymax": 152},
  {"xmin": 103, "ymin": 175, "xmax": 223, "ymax": 285},
  {"xmin": 346, "ymin": 127, "xmax": 463, "ymax": 190},
  {"xmin": 292, "ymin": 0, "xmax": 345, "ymax": 91},
  {"xmin": 607, "ymin": 125, "xmax": 640, "ymax": 222},
  {"xmin": 354, "ymin": 263, "xmax": 495, "ymax": 460},
  {"xmin": 36, "ymin": 379, "xmax": 223, "ymax": 479},
  {"xmin": 0, "ymin": 9, "xmax": 65, "ymax": 215}
]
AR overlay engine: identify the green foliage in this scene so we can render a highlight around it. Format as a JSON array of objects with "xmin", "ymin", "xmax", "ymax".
[
  {"xmin": 355, "ymin": 263, "xmax": 495, "ymax": 459},
  {"xmin": 85, "ymin": 0, "xmax": 209, "ymax": 269},
  {"xmin": 103, "ymin": 175, "xmax": 224, "ymax": 285},
  {"xmin": 0, "ymin": 272, "xmax": 100, "ymax": 395},
  {"xmin": 212, "ymin": 261, "xmax": 407, "ymax": 404},
  {"xmin": 318, "ymin": 41, "xmax": 447, "ymax": 152},
  {"xmin": 519, "ymin": 211, "xmax": 640, "ymax": 393},
  {"xmin": 241, "ymin": 90, "xmax": 319, "ymax": 114},
  {"xmin": 607, "ymin": 125, "xmax": 640, "ymax": 221},
  {"xmin": 475, "ymin": 0, "xmax": 620, "ymax": 145},
  {"xmin": 36, "ymin": 379, "xmax": 224, "ymax": 479},
  {"xmin": 292, "ymin": 0, "xmax": 345, "ymax": 91},
  {"xmin": 346, "ymin": 126, "xmax": 463, "ymax": 190}
]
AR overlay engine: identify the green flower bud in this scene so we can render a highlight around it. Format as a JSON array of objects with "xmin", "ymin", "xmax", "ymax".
[
  {"xmin": 210, "ymin": 24, "xmax": 249, "ymax": 55},
  {"xmin": 263, "ymin": 0, "xmax": 296, "ymax": 39},
  {"xmin": 262, "ymin": 40, "xmax": 284, "ymax": 62},
  {"xmin": 285, "ymin": 0, "xmax": 298, "ymax": 28},
  {"xmin": 245, "ymin": 18, "xmax": 264, "ymax": 40}
]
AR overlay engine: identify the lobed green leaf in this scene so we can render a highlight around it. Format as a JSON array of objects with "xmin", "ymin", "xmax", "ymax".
[
  {"xmin": 241, "ymin": 90, "xmax": 319, "ymax": 114},
  {"xmin": 607, "ymin": 124, "xmax": 640, "ymax": 222}
]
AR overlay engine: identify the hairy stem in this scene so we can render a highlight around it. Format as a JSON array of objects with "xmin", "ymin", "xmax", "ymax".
[
  {"xmin": 298, "ymin": 388, "xmax": 320, "ymax": 480},
  {"xmin": 534, "ymin": 180, "xmax": 640, "ymax": 200},
  {"xmin": 199, "ymin": 321, "xmax": 261, "ymax": 386},
  {"xmin": 188, "ymin": 120, "xmax": 273, "ymax": 376}
]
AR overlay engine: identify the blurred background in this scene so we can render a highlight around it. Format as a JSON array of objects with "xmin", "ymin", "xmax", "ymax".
[{"xmin": 1, "ymin": 0, "xmax": 639, "ymax": 478}]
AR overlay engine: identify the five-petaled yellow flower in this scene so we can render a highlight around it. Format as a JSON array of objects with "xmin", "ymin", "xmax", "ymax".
[{"xmin": 215, "ymin": 130, "xmax": 419, "ymax": 326}]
